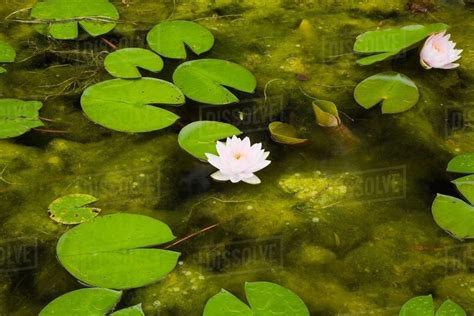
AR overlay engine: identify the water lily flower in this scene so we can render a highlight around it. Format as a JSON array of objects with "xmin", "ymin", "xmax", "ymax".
[
  {"xmin": 420, "ymin": 31, "xmax": 462, "ymax": 69},
  {"xmin": 206, "ymin": 136, "xmax": 271, "ymax": 184}
]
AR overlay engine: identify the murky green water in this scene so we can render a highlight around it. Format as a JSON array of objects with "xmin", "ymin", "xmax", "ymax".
[{"xmin": 0, "ymin": 0, "xmax": 474, "ymax": 315}]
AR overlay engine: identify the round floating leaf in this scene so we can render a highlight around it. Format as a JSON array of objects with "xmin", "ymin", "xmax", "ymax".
[
  {"xmin": 452, "ymin": 175, "xmax": 474, "ymax": 205},
  {"xmin": 399, "ymin": 295, "xmax": 434, "ymax": 316},
  {"xmin": 147, "ymin": 20, "xmax": 214, "ymax": 59},
  {"xmin": 354, "ymin": 23, "xmax": 448, "ymax": 65},
  {"xmin": 312, "ymin": 100, "xmax": 341, "ymax": 127},
  {"xmin": 0, "ymin": 99, "xmax": 43, "ymax": 139},
  {"xmin": 436, "ymin": 300, "xmax": 466, "ymax": 316},
  {"xmin": 0, "ymin": 40, "xmax": 16, "ymax": 73},
  {"xmin": 178, "ymin": 121, "xmax": 242, "ymax": 160},
  {"xmin": 111, "ymin": 304, "xmax": 145, "ymax": 316},
  {"xmin": 269, "ymin": 122, "xmax": 308, "ymax": 145},
  {"xmin": 81, "ymin": 78, "xmax": 185, "ymax": 133},
  {"xmin": 39, "ymin": 288, "xmax": 122, "ymax": 316},
  {"xmin": 30, "ymin": 0, "xmax": 119, "ymax": 40},
  {"xmin": 48, "ymin": 194, "xmax": 101, "ymax": 225},
  {"xmin": 447, "ymin": 153, "xmax": 474, "ymax": 173},
  {"xmin": 57, "ymin": 213, "xmax": 181, "ymax": 289},
  {"xmin": 354, "ymin": 72, "xmax": 419, "ymax": 114},
  {"xmin": 173, "ymin": 59, "xmax": 257, "ymax": 105},
  {"xmin": 432, "ymin": 194, "xmax": 474, "ymax": 240},
  {"xmin": 204, "ymin": 282, "xmax": 309, "ymax": 316},
  {"xmin": 104, "ymin": 48, "xmax": 164, "ymax": 79}
]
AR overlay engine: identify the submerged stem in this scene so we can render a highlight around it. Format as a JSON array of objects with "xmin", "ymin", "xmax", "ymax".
[{"xmin": 165, "ymin": 223, "xmax": 220, "ymax": 249}]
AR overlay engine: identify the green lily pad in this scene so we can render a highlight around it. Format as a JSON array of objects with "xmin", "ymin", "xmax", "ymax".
[
  {"xmin": 57, "ymin": 213, "xmax": 181, "ymax": 289},
  {"xmin": 0, "ymin": 99, "xmax": 44, "ymax": 139},
  {"xmin": 147, "ymin": 20, "xmax": 214, "ymax": 59},
  {"xmin": 204, "ymin": 282, "xmax": 309, "ymax": 316},
  {"xmin": 110, "ymin": 304, "xmax": 145, "ymax": 316},
  {"xmin": 269, "ymin": 122, "xmax": 308, "ymax": 145},
  {"xmin": 178, "ymin": 121, "xmax": 242, "ymax": 160},
  {"xmin": 30, "ymin": 0, "xmax": 119, "ymax": 40},
  {"xmin": 452, "ymin": 175, "xmax": 474, "ymax": 205},
  {"xmin": 354, "ymin": 23, "xmax": 448, "ymax": 65},
  {"xmin": 173, "ymin": 59, "xmax": 257, "ymax": 105},
  {"xmin": 312, "ymin": 100, "xmax": 341, "ymax": 127},
  {"xmin": 104, "ymin": 48, "xmax": 164, "ymax": 79},
  {"xmin": 0, "ymin": 40, "xmax": 16, "ymax": 73},
  {"xmin": 447, "ymin": 153, "xmax": 474, "ymax": 173},
  {"xmin": 39, "ymin": 288, "xmax": 122, "ymax": 316},
  {"xmin": 432, "ymin": 194, "xmax": 474, "ymax": 240},
  {"xmin": 81, "ymin": 78, "xmax": 185, "ymax": 133},
  {"xmin": 399, "ymin": 296, "xmax": 466, "ymax": 316},
  {"xmin": 354, "ymin": 72, "xmax": 419, "ymax": 114},
  {"xmin": 48, "ymin": 194, "xmax": 101, "ymax": 225}
]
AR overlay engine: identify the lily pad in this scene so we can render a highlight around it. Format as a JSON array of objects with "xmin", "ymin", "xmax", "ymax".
[
  {"xmin": 399, "ymin": 295, "xmax": 466, "ymax": 316},
  {"xmin": 147, "ymin": 20, "xmax": 214, "ymax": 59},
  {"xmin": 432, "ymin": 194, "xmax": 474, "ymax": 240},
  {"xmin": 57, "ymin": 213, "xmax": 181, "ymax": 289},
  {"xmin": 110, "ymin": 304, "xmax": 145, "ymax": 316},
  {"xmin": 48, "ymin": 194, "xmax": 101, "ymax": 225},
  {"xmin": 0, "ymin": 40, "xmax": 16, "ymax": 73},
  {"xmin": 354, "ymin": 72, "xmax": 419, "ymax": 114},
  {"xmin": 173, "ymin": 59, "xmax": 257, "ymax": 105},
  {"xmin": 354, "ymin": 23, "xmax": 448, "ymax": 65},
  {"xmin": 39, "ymin": 288, "xmax": 122, "ymax": 316},
  {"xmin": 81, "ymin": 78, "xmax": 185, "ymax": 133},
  {"xmin": 452, "ymin": 175, "xmax": 474, "ymax": 204},
  {"xmin": 203, "ymin": 282, "xmax": 309, "ymax": 316},
  {"xmin": 104, "ymin": 48, "xmax": 164, "ymax": 79},
  {"xmin": 0, "ymin": 99, "xmax": 43, "ymax": 139},
  {"xmin": 30, "ymin": 0, "xmax": 119, "ymax": 40},
  {"xmin": 447, "ymin": 153, "xmax": 474, "ymax": 173},
  {"xmin": 269, "ymin": 122, "xmax": 308, "ymax": 145},
  {"xmin": 312, "ymin": 100, "xmax": 341, "ymax": 127},
  {"xmin": 178, "ymin": 121, "xmax": 242, "ymax": 160}
]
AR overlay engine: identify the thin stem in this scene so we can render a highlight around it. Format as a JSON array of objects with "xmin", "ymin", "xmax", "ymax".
[
  {"xmin": 100, "ymin": 37, "xmax": 118, "ymax": 50},
  {"xmin": 165, "ymin": 223, "xmax": 220, "ymax": 249},
  {"xmin": 33, "ymin": 128, "xmax": 70, "ymax": 134}
]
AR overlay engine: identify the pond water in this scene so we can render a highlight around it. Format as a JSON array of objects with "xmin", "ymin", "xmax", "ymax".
[{"xmin": 0, "ymin": 0, "xmax": 474, "ymax": 315}]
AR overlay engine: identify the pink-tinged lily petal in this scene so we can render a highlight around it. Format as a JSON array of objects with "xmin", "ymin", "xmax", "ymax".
[
  {"xmin": 242, "ymin": 174, "xmax": 261, "ymax": 185},
  {"xmin": 211, "ymin": 171, "xmax": 230, "ymax": 182},
  {"xmin": 420, "ymin": 32, "xmax": 462, "ymax": 70}
]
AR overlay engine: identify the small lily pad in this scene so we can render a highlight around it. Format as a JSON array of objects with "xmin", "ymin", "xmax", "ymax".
[
  {"xmin": 0, "ymin": 40, "xmax": 16, "ymax": 73},
  {"xmin": 147, "ymin": 20, "xmax": 214, "ymax": 59},
  {"xmin": 104, "ymin": 48, "xmax": 164, "ymax": 79},
  {"xmin": 203, "ymin": 282, "xmax": 309, "ymax": 316},
  {"xmin": 81, "ymin": 78, "xmax": 185, "ymax": 133},
  {"xmin": 110, "ymin": 304, "xmax": 145, "ymax": 316},
  {"xmin": 48, "ymin": 194, "xmax": 100, "ymax": 225},
  {"xmin": 354, "ymin": 72, "xmax": 419, "ymax": 114},
  {"xmin": 178, "ymin": 121, "xmax": 242, "ymax": 160},
  {"xmin": 30, "ymin": 0, "xmax": 119, "ymax": 40},
  {"xmin": 0, "ymin": 99, "xmax": 43, "ymax": 139},
  {"xmin": 57, "ymin": 213, "xmax": 180, "ymax": 289},
  {"xmin": 269, "ymin": 122, "xmax": 308, "ymax": 145},
  {"xmin": 447, "ymin": 153, "xmax": 474, "ymax": 173},
  {"xmin": 436, "ymin": 300, "xmax": 466, "ymax": 316},
  {"xmin": 399, "ymin": 295, "xmax": 466, "ymax": 316},
  {"xmin": 173, "ymin": 59, "xmax": 257, "ymax": 105},
  {"xmin": 452, "ymin": 175, "xmax": 474, "ymax": 204},
  {"xmin": 312, "ymin": 100, "xmax": 341, "ymax": 127},
  {"xmin": 432, "ymin": 194, "xmax": 474, "ymax": 240},
  {"xmin": 354, "ymin": 23, "xmax": 448, "ymax": 65},
  {"xmin": 39, "ymin": 288, "xmax": 122, "ymax": 316}
]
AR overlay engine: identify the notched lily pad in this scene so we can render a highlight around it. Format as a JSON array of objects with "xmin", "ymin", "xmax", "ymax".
[
  {"xmin": 48, "ymin": 194, "xmax": 101, "ymax": 225},
  {"xmin": 30, "ymin": 0, "xmax": 119, "ymax": 40},
  {"xmin": 312, "ymin": 100, "xmax": 341, "ymax": 127},
  {"xmin": 104, "ymin": 48, "xmax": 164, "ymax": 79},
  {"xmin": 39, "ymin": 288, "xmax": 122, "ymax": 316},
  {"xmin": 269, "ymin": 122, "xmax": 308, "ymax": 145},
  {"xmin": 354, "ymin": 72, "xmax": 419, "ymax": 114},
  {"xmin": 178, "ymin": 121, "xmax": 242, "ymax": 160},
  {"xmin": 173, "ymin": 59, "xmax": 257, "ymax": 105},
  {"xmin": 432, "ymin": 194, "xmax": 474, "ymax": 240},
  {"xmin": 203, "ymin": 282, "xmax": 310, "ymax": 316},
  {"xmin": 0, "ymin": 40, "xmax": 16, "ymax": 73},
  {"xmin": 147, "ymin": 20, "xmax": 214, "ymax": 59},
  {"xmin": 81, "ymin": 78, "xmax": 185, "ymax": 133},
  {"xmin": 57, "ymin": 213, "xmax": 180, "ymax": 289},
  {"xmin": 110, "ymin": 304, "xmax": 145, "ymax": 316},
  {"xmin": 0, "ymin": 99, "xmax": 43, "ymax": 139},
  {"xmin": 447, "ymin": 153, "xmax": 474, "ymax": 173},
  {"xmin": 399, "ymin": 295, "xmax": 466, "ymax": 316}
]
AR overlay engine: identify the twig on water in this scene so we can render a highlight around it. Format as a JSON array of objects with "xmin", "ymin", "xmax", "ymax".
[
  {"xmin": 165, "ymin": 223, "xmax": 220, "ymax": 249},
  {"xmin": 100, "ymin": 37, "xmax": 118, "ymax": 50}
]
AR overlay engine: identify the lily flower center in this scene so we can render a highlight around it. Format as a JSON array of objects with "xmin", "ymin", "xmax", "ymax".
[{"xmin": 233, "ymin": 152, "xmax": 244, "ymax": 160}]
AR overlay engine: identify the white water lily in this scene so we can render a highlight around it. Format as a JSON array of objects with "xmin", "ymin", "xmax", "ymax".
[
  {"xmin": 420, "ymin": 31, "xmax": 462, "ymax": 69},
  {"xmin": 206, "ymin": 136, "xmax": 271, "ymax": 184}
]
